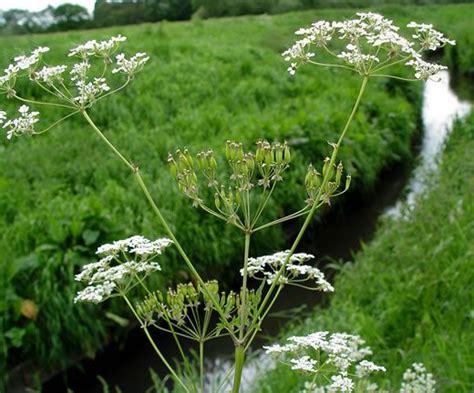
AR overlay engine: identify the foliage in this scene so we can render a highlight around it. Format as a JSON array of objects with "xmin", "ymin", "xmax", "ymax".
[
  {"xmin": 0, "ymin": 4, "xmax": 91, "ymax": 35},
  {"xmin": 254, "ymin": 113, "xmax": 474, "ymax": 392}
]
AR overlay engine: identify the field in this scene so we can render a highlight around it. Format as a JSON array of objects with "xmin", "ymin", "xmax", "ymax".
[
  {"xmin": 0, "ymin": 2, "xmax": 473, "ymax": 388},
  {"xmin": 255, "ymin": 112, "xmax": 474, "ymax": 392}
]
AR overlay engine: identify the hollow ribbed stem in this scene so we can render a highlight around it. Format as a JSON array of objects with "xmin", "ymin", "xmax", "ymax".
[
  {"xmin": 231, "ymin": 345, "xmax": 245, "ymax": 393},
  {"xmin": 83, "ymin": 110, "xmax": 234, "ymax": 335},
  {"xmin": 252, "ymin": 75, "xmax": 370, "ymax": 339}
]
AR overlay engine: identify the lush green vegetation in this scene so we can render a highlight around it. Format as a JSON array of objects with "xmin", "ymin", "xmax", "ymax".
[
  {"xmin": 1, "ymin": 2, "xmax": 472, "ymax": 387},
  {"xmin": 254, "ymin": 115, "xmax": 474, "ymax": 392},
  {"xmin": 3, "ymin": 0, "xmax": 470, "ymax": 34}
]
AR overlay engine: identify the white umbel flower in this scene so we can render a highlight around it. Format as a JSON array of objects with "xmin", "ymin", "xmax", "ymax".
[
  {"xmin": 75, "ymin": 235, "xmax": 173, "ymax": 303},
  {"xmin": 400, "ymin": 363, "xmax": 436, "ymax": 393},
  {"xmin": 35, "ymin": 65, "xmax": 67, "ymax": 85},
  {"xmin": 242, "ymin": 250, "xmax": 333, "ymax": 291},
  {"xmin": 329, "ymin": 375, "xmax": 354, "ymax": 392},
  {"xmin": 407, "ymin": 22, "xmax": 455, "ymax": 50},
  {"xmin": 69, "ymin": 35, "xmax": 127, "ymax": 58},
  {"xmin": 113, "ymin": 52, "xmax": 150, "ymax": 76},
  {"xmin": 265, "ymin": 331, "xmax": 385, "ymax": 392},
  {"xmin": 355, "ymin": 360, "xmax": 386, "ymax": 377},
  {"xmin": 14, "ymin": 47, "xmax": 49, "ymax": 71},
  {"xmin": 291, "ymin": 356, "xmax": 317, "ymax": 372},
  {"xmin": 283, "ymin": 13, "xmax": 454, "ymax": 78},
  {"xmin": 406, "ymin": 57, "xmax": 447, "ymax": 81},
  {"xmin": 3, "ymin": 105, "xmax": 39, "ymax": 140}
]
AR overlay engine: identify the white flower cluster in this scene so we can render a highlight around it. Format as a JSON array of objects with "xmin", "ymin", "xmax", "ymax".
[
  {"xmin": 35, "ymin": 65, "xmax": 68, "ymax": 85},
  {"xmin": 264, "ymin": 331, "xmax": 385, "ymax": 392},
  {"xmin": 1, "ymin": 35, "xmax": 149, "ymax": 119},
  {"xmin": 74, "ymin": 235, "xmax": 173, "ymax": 303},
  {"xmin": 283, "ymin": 12, "xmax": 454, "ymax": 80},
  {"xmin": 242, "ymin": 250, "xmax": 334, "ymax": 292},
  {"xmin": 113, "ymin": 52, "xmax": 150, "ymax": 76},
  {"xmin": 407, "ymin": 22, "xmax": 455, "ymax": 50},
  {"xmin": 0, "ymin": 47, "xmax": 49, "ymax": 90},
  {"xmin": 95, "ymin": 235, "xmax": 173, "ymax": 257},
  {"xmin": 400, "ymin": 363, "xmax": 436, "ymax": 393},
  {"xmin": 2, "ymin": 105, "xmax": 39, "ymax": 140},
  {"xmin": 69, "ymin": 35, "xmax": 127, "ymax": 58}
]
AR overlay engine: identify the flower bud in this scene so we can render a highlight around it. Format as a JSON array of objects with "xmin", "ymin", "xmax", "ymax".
[
  {"xmin": 275, "ymin": 143, "xmax": 284, "ymax": 163},
  {"xmin": 255, "ymin": 141, "xmax": 265, "ymax": 163},
  {"xmin": 226, "ymin": 140, "xmax": 232, "ymax": 161},
  {"xmin": 245, "ymin": 154, "xmax": 255, "ymax": 172},
  {"xmin": 283, "ymin": 143, "xmax": 291, "ymax": 164},
  {"xmin": 335, "ymin": 162, "xmax": 343, "ymax": 188},
  {"xmin": 183, "ymin": 149, "xmax": 194, "ymax": 169},
  {"xmin": 322, "ymin": 157, "xmax": 331, "ymax": 177},
  {"xmin": 234, "ymin": 190, "xmax": 241, "ymax": 204},
  {"xmin": 168, "ymin": 154, "xmax": 178, "ymax": 177},
  {"xmin": 345, "ymin": 175, "xmax": 352, "ymax": 190},
  {"xmin": 236, "ymin": 142, "xmax": 244, "ymax": 161},
  {"xmin": 264, "ymin": 146, "xmax": 273, "ymax": 165},
  {"xmin": 209, "ymin": 156, "xmax": 217, "ymax": 171},
  {"xmin": 197, "ymin": 151, "xmax": 207, "ymax": 170}
]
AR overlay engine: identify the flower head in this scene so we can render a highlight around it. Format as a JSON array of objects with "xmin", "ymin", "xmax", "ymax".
[
  {"xmin": 69, "ymin": 35, "xmax": 127, "ymax": 59},
  {"xmin": 400, "ymin": 363, "xmax": 436, "ymax": 393},
  {"xmin": 3, "ymin": 105, "xmax": 40, "ymax": 140},
  {"xmin": 242, "ymin": 250, "xmax": 333, "ymax": 291},
  {"xmin": 264, "ymin": 331, "xmax": 385, "ymax": 392},
  {"xmin": 75, "ymin": 235, "xmax": 173, "ymax": 303},
  {"xmin": 284, "ymin": 13, "xmax": 454, "ymax": 80},
  {"xmin": 35, "ymin": 65, "xmax": 68, "ymax": 85},
  {"xmin": 113, "ymin": 52, "xmax": 150, "ymax": 76}
]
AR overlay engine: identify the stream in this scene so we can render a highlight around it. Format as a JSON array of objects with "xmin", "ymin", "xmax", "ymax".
[{"xmin": 41, "ymin": 71, "xmax": 470, "ymax": 393}]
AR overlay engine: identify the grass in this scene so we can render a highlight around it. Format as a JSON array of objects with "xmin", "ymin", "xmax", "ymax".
[
  {"xmin": 0, "ymin": 2, "xmax": 473, "ymax": 386},
  {"xmin": 253, "ymin": 112, "xmax": 474, "ymax": 392}
]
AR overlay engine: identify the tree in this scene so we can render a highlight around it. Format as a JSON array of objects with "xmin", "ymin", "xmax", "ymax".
[{"xmin": 51, "ymin": 3, "xmax": 90, "ymax": 31}]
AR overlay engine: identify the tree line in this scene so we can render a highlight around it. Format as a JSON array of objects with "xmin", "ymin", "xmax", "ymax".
[{"xmin": 0, "ymin": 0, "xmax": 469, "ymax": 35}]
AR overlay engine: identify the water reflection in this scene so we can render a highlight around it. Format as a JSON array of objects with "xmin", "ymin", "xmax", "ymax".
[{"xmin": 387, "ymin": 71, "xmax": 471, "ymax": 216}]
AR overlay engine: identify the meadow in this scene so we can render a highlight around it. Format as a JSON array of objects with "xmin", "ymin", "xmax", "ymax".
[{"xmin": 0, "ymin": 2, "xmax": 473, "ymax": 388}]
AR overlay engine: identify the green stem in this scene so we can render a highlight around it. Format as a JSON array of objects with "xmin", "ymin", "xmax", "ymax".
[
  {"xmin": 123, "ymin": 295, "xmax": 190, "ymax": 393},
  {"xmin": 232, "ymin": 233, "xmax": 251, "ymax": 393},
  {"xmin": 251, "ymin": 179, "xmax": 277, "ymax": 228},
  {"xmin": 82, "ymin": 110, "xmax": 135, "ymax": 171},
  {"xmin": 255, "ymin": 75, "xmax": 369, "ymax": 326},
  {"xmin": 244, "ymin": 285, "xmax": 283, "ymax": 348},
  {"xmin": 253, "ymin": 205, "xmax": 312, "ymax": 233},
  {"xmin": 134, "ymin": 171, "xmax": 235, "ymax": 336},
  {"xmin": 35, "ymin": 110, "xmax": 80, "ymax": 134},
  {"xmin": 239, "ymin": 233, "xmax": 251, "ymax": 341},
  {"xmin": 371, "ymin": 74, "xmax": 418, "ymax": 82},
  {"xmin": 14, "ymin": 94, "xmax": 75, "ymax": 109},
  {"xmin": 199, "ymin": 340, "xmax": 205, "ymax": 393},
  {"xmin": 82, "ymin": 110, "xmax": 236, "ymax": 338},
  {"xmin": 231, "ymin": 345, "xmax": 245, "ymax": 393}
]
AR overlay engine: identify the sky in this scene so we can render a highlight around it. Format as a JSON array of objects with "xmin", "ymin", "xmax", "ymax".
[{"xmin": 0, "ymin": 0, "xmax": 96, "ymax": 13}]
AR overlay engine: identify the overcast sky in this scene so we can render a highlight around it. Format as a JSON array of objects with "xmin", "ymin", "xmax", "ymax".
[{"xmin": 0, "ymin": 0, "xmax": 96, "ymax": 13}]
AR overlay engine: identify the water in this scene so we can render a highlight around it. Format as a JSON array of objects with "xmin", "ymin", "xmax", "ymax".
[
  {"xmin": 386, "ymin": 71, "xmax": 471, "ymax": 216},
  {"xmin": 39, "ymin": 73, "xmax": 471, "ymax": 393}
]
